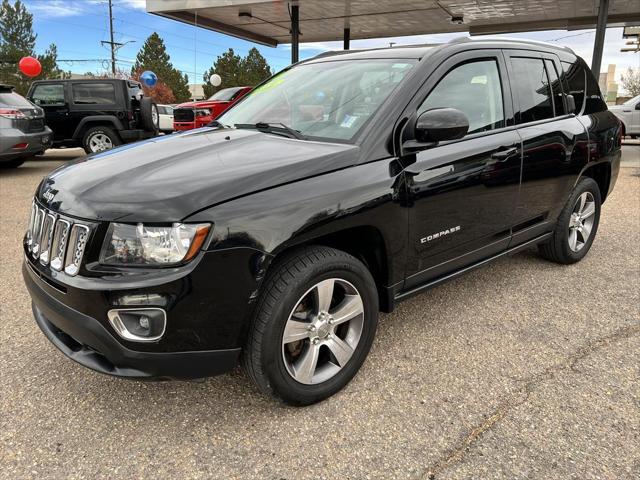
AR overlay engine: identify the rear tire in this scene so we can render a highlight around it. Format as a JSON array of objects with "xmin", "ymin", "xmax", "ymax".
[
  {"xmin": 82, "ymin": 126, "xmax": 121, "ymax": 154},
  {"xmin": 538, "ymin": 177, "xmax": 601, "ymax": 264},
  {"xmin": 243, "ymin": 246, "xmax": 379, "ymax": 406}
]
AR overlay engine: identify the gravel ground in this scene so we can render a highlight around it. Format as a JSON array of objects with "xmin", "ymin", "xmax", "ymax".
[{"xmin": 1, "ymin": 150, "xmax": 639, "ymax": 480}]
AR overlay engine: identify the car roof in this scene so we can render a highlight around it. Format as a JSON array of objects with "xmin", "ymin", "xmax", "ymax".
[{"xmin": 305, "ymin": 36, "xmax": 575, "ymax": 63}]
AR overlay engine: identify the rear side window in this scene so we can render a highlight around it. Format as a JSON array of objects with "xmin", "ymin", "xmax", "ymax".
[
  {"xmin": 72, "ymin": 83, "xmax": 117, "ymax": 105},
  {"xmin": 31, "ymin": 84, "xmax": 65, "ymax": 106},
  {"xmin": 561, "ymin": 60, "xmax": 585, "ymax": 114},
  {"xmin": 418, "ymin": 59, "xmax": 505, "ymax": 135},
  {"xmin": 584, "ymin": 66, "xmax": 607, "ymax": 114},
  {"xmin": 544, "ymin": 59, "xmax": 566, "ymax": 116},
  {"xmin": 511, "ymin": 57, "xmax": 554, "ymax": 123}
]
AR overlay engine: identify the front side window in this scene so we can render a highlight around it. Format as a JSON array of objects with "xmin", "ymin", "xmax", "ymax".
[
  {"xmin": 218, "ymin": 59, "xmax": 417, "ymax": 141},
  {"xmin": 72, "ymin": 83, "xmax": 117, "ymax": 105},
  {"xmin": 511, "ymin": 57, "xmax": 554, "ymax": 123},
  {"xmin": 418, "ymin": 59, "xmax": 505, "ymax": 135},
  {"xmin": 31, "ymin": 84, "xmax": 65, "ymax": 106}
]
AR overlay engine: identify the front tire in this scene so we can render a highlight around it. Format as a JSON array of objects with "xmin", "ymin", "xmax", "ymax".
[
  {"xmin": 243, "ymin": 246, "xmax": 379, "ymax": 406},
  {"xmin": 538, "ymin": 177, "xmax": 601, "ymax": 264},
  {"xmin": 82, "ymin": 126, "xmax": 121, "ymax": 154}
]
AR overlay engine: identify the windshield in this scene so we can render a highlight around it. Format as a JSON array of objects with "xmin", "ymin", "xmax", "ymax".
[
  {"xmin": 218, "ymin": 59, "xmax": 417, "ymax": 141},
  {"xmin": 622, "ymin": 94, "xmax": 640, "ymax": 106},
  {"xmin": 209, "ymin": 87, "xmax": 243, "ymax": 101}
]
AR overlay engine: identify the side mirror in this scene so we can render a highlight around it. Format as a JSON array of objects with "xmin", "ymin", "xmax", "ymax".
[
  {"xmin": 566, "ymin": 94, "xmax": 576, "ymax": 114},
  {"xmin": 415, "ymin": 108, "xmax": 469, "ymax": 143},
  {"xmin": 635, "ymin": 103, "xmax": 640, "ymax": 111}
]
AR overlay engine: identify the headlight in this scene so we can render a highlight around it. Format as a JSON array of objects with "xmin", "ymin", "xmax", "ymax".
[{"xmin": 100, "ymin": 222, "xmax": 211, "ymax": 266}]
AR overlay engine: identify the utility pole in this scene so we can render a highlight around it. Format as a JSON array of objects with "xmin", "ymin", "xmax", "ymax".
[
  {"xmin": 100, "ymin": 0, "xmax": 126, "ymax": 76},
  {"xmin": 108, "ymin": 0, "xmax": 115, "ymax": 75}
]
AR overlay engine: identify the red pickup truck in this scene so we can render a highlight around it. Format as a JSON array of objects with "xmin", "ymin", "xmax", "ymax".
[{"xmin": 173, "ymin": 86, "xmax": 252, "ymax": 131}]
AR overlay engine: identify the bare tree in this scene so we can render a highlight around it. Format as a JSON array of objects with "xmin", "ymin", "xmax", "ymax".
[{"xmin": 620, "ymin": 67, "xmax": 640, "ymax": 97}]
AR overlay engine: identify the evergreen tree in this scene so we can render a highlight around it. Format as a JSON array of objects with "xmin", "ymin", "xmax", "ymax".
[
  {"xmin": 0, "ymin": 0, "xmax": 36, "ymax": 93},
  {"xmin": 0, "ymin": 1, "xmax": 67, "ymax": 94},
  {"xmin": 203, "ymin": 47, "xmax": 272, "ymax": 98},
  {"xmin": 38, "ymin": 44, "xmax": 70, "ymax": 82},
  {"xmin": 132, "ymin": 32, "xmax": 191, "ymax": 102},
  {"xmin": 240, "ymin": 47, "xmax": 272, "ymax": 85}
]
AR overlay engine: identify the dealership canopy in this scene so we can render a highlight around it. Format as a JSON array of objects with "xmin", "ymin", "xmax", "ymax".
[{"xmin": 146, "ymin": 0, "xmax": 640, "ymax": 72}]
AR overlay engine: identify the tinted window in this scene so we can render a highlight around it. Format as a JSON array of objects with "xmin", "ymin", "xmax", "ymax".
[
  {"xmin": 72, "ymin": 83, "xmax": 116, "ymax": 105},
  {"xmin": 561, "ymin": 60, "xmax": 585, "ymax": 114},
  {"xmin": 544, "ymin": 59, "xmax": 566, "ymax": 116},
  {"xmin": 511, "ymin": 57, "xmax": 553, "ymax": 123},
  {"xmin": 584, "ymin": 65, "xmax": 607, "ymax": 114},
  {"xmin": 418, "ymin": 59, "xmax": 505, "ymax": 135},
  {"xmin": 0, "ymin": 92, "xmax": 34, "ymax": 108},
  {"xmin": 31, "ymin": 84, "xmax": 65, "ymax": 106}
]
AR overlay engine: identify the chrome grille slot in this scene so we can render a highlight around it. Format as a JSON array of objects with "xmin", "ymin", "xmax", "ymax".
[
  {"xmin": 26, "ymin": 201, "xmax": 92, "ymax": 277},
  {"xmin": 50, "ymin": 219, "xmax": 71, "ymax": 271},
  {"xmin": 31, "ymin": 207, "xmax": 45, "ymax": 257},
  {"xmin": 26, "ymin": 202, "xmax": 37, "ymax": 249},
  {"xmin": 64, "ymin": 224, "xmax": 90, "ymax": 276},
  {"xmin": 39, "ymin": 213, "xmax": 56, "ymax": 265}
]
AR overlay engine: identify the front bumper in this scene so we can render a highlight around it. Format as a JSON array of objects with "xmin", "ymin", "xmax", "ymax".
[
  {"xmin": 22, "ymin": 243, "xmax": 264, "ymax": 379},
  {"xmin": 0, "ymin": 126, "xmax": 52, "ymax": 160}
]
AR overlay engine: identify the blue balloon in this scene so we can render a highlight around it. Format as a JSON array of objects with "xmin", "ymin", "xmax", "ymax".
[{"xmin": 140, "ymin": 70, "xmax": 157, "ymax": 88}]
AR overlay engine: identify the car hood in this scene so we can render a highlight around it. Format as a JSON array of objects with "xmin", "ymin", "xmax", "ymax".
[{"xmin": 36, "ymin": 128, "xmax": 359, "ymax": 222}]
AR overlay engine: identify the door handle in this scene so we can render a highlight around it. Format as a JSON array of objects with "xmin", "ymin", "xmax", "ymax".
[{"xmin": 491, "ymin": 147, "xmax": 519, "ymax": 161}]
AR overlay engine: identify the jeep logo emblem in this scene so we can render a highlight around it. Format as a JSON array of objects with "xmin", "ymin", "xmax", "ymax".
[{"xmin": 43, "ymin": 189, "xmax": 55, "ymax": 203}]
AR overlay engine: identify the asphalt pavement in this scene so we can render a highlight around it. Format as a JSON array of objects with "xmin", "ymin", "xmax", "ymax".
[{"xmin": 1, "ymin": 147, "xmax": 638, "ymax": 479}]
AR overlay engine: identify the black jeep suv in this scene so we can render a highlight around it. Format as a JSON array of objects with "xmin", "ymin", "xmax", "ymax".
[
  {"xmin": 27, "ymin": 79, "xmax": 158, "ymax": 154},
  {"xmin": 23, "ymin": 39, "xmax": 621, "ymax": 405}
]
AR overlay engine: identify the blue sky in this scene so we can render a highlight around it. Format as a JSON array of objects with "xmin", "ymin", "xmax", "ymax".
[{"xmin": 25, "ymin": 0, "xmax": 639, "ymax": 92}]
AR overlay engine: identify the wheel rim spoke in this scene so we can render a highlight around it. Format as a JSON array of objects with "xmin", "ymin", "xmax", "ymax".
[
  {"xmin": 581, "ymin": 202, "xmax": 595, "ymax": 219},
  {"xmin": 325, "ymin": 336, "xmax": 354, "ymax": 367},
  {"xmin": 580, "ymin": 222, "xmax": 592, "ymax": 241},
  {"xmin": 315, "ymin": 279, "xmax": 335, "ymax": 313},
  {"xmin": 577, "ymin": 192, "xmax": 587, "ymax": 213},
  {"xmin": 282, "ymin": 319, "xmax": 311, "ymax": 344},
  {"xmin": 568, "ymin": 229, "xmax": 578, "ymax": 250},
  {"xmin": 330, "ymin": 294, "xmax": 364, "ymax": 326},
  {"xmin": 293, "ymin": 344, "xmax": 320, "ymax": 383}
]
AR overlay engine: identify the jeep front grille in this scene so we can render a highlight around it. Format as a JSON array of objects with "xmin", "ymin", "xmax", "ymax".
[
  {"xmin": 26, "ymin": 201, "xmax": 92, "ymax": 276},
  {"xmin": 173, "ymin": 108, "xmax": 194, "ymax": 122}
]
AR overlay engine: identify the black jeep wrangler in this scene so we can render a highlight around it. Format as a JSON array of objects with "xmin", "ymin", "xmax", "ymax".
[
  {"xmin": 27, "ymin": 79, "xmax": 158, "ymax": 154},
  {"xmin": 23, "ymin": 39, "xmax": 621, "ymax": 406}
]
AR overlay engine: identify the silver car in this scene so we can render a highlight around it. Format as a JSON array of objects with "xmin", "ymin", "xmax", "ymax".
[
  {"xmin": 0, "ymin": 84, "xmax": 53, "ymax": 168},
  {"xmin": 609, "ymin": 94, "xmax": 640, "ymax": 139}
]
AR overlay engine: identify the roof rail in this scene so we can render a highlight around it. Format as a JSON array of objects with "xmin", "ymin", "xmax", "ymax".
[{"xmin": 449, "ymin": 35, "xmax": 575, "ymax": 53}]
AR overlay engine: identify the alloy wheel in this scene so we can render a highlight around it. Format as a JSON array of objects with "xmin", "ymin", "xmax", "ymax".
[
  {"xmin": 89, "ymin": 133, "xmax": 113, "ymax": 152},
  {"xmin": 282, "ymin": 278, "xmax": 365, "ymax": 385},
  {"xmin": 568, "ymin": 191, "xmax": 596, "ymax": 252}
]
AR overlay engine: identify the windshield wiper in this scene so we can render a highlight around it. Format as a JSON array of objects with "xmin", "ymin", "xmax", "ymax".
[{"xmin": 234, "ymin": 122, "xmax": 307, "ymax": 140}]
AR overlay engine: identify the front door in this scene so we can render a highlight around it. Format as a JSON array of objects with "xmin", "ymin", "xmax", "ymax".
[
  {"xmin": 403, "ymin": 51, "xmax": 522, "ymax": 288},
  {"xmin": 29, "ymin": 83, "xmax": 71, "ymax": 142}
]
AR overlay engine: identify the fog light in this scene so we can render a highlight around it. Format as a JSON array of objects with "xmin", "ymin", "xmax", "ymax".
[{"xmin": 107, "ymin": 308, "xmax": 166, "ymax": 342}]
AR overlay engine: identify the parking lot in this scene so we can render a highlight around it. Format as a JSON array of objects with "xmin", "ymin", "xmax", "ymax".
[{"xmin": 1, "ymin": 146, "xmax": 638, "ymax": 479}]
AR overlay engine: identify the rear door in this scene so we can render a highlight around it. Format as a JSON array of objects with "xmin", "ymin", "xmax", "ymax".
[
  {"xmin": 29, "ymin": 82, "xmax": 71, "ymax": 141},
  {"xmin": 403, "ymin": 49, "xmax": 522, "ymax": 287},
  {"xmin": 503, "ymin": 50, "xmax": 588, "ymax": 246}
]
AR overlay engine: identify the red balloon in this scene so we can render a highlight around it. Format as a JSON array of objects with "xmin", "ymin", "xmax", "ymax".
[{"xmin": 19, "ymin": 56, "xmax": 42, "ymax": 77}]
